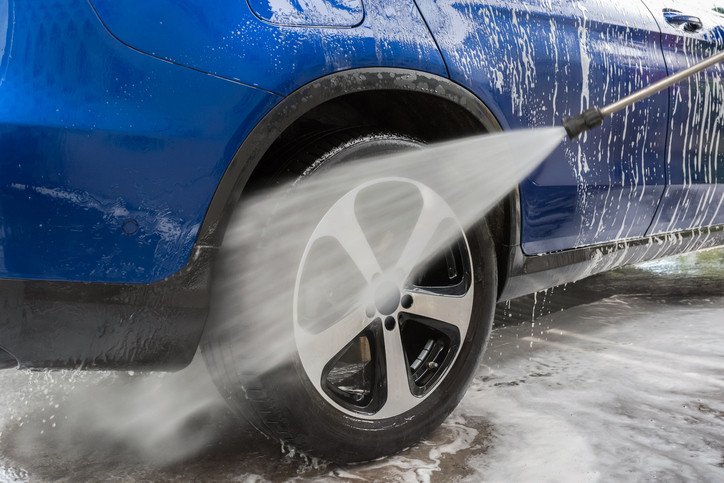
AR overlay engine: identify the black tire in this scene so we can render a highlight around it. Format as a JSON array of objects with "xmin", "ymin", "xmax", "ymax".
[{"xmin": 202, "ymin": 130, "xmax": 497, "ymax": 463}]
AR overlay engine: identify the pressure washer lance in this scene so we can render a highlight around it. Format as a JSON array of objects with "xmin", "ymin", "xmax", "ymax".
[{"xmin": 564, "ymin": 50, "xmax": 724, "ymax": 139}]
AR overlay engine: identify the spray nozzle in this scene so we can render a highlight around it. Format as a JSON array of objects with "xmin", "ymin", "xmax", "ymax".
[{"xmin": 563, "ymin": 108, "xmax": 604, "ymax": 139}]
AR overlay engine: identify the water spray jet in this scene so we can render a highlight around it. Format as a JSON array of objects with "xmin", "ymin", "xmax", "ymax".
[{"xmin": 564, "ymin": 50, "xmax": 724, "ymax": 139}]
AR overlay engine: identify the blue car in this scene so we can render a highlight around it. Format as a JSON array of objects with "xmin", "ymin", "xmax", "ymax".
[{"xmin": 1, "ymin": 0, "xmax": 722, "ymax": 461}]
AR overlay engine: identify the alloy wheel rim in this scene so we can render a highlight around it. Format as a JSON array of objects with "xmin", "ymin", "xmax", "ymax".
[{"xmin": 293, "ymin": 177, "xmax": 475, "ymax": 420}]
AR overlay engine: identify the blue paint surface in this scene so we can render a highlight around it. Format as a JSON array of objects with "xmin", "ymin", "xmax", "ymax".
[
  {"xmin": 415, "ymin": 0, "xmax": 672, "ymax": 253},
  {"xmin": 646, "ymin": 1, "xmax": 724, "ymax": 233},
  {"xmin": 0, "ymin": 0, "xmax": 721, "ymax": 284},
  {"xmin": 0, "ymin": 0, "xmax": 280, "ymax": 282},
  {"xmin": 0, "ymin": 0, "xmax": 445, "ymax": 283},
  {"xmin": 88, "ymin": 0, "xmax": 447, "ymax": 95}
]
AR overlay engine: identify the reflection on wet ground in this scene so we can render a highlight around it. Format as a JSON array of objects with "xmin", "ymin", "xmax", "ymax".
[{"xmin": 0, "ymin": 250, "xmax": 722, "ymax": 481}]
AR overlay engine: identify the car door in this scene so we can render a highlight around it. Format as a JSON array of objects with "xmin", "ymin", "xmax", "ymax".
[
  {"xmin": 642, "ymin": 0, "xmax": 724, "ymax": 233},
  {"xmin": 414, "ymin": 0, "xmax": 670, "ymax": 254}
]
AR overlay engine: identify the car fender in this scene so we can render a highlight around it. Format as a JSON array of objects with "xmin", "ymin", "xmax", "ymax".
[{"xmin": 89, "ymin": 0, "xmax": 448, "ymax": 95}]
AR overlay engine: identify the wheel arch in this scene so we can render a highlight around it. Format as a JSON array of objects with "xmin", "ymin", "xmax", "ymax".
[{"xmin": 198, "ymin": 68, "xmax": 519, "ymax": 298}]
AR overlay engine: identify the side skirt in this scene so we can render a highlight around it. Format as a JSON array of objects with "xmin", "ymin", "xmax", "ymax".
[{"xmin": 499, "ymin": 225, "xmax": 724, "ymax": 301}]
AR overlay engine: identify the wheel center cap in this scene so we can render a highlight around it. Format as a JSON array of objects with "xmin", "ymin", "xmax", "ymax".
[{"xmin": 374, "ymin": 280, "xmax": 401, "ymax": 316}]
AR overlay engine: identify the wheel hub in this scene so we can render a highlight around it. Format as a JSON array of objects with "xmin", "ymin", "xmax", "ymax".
[{"xmin": 373, "ymin": 280, "xmax": 400, "ymax": 316}]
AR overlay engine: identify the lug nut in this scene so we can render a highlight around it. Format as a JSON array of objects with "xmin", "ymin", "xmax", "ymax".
[
  {"xmin": 401, "ymin": 294, "xmax": 413, "ymax": 309},
  {"xmin": 427, "ymin": 361, "xmax": 439, "ymax": 370},
  {"xmin": 365, "ymin": 305, "xmax": 376, "ymax": 318},
  {"xmin": 384, "ymin": 316, "xmax": 396, "ymax": 331}
]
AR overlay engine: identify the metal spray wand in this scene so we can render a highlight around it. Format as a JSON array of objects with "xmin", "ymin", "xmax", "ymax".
[{"xmin": 564, "ymin": 50, "xmax": 724, "ymax": 139}]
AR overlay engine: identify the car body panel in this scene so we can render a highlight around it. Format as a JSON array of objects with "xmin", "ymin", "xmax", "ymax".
[
  {"xmin": 88, "ymin": 0, "xmax": 447, "ymax": 95},
  {"xmin": 414, "ymin": 0, "xmax": 671, "ymax": 254},
  {"xmin": 0, "ymin": 0, "xmax": 280, "ymax": 283},
  {"xmin": 643, "ymin": 0, "xmax": 724, "ymax": 233}
]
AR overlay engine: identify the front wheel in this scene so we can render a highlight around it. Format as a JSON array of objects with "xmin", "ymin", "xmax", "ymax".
[{"xmin": 203, "ymin": 132, "xmax": 498, "ymax": 462}]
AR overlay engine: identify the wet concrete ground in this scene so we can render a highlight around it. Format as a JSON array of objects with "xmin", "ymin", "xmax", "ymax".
[{"xmin": 0, "ymin": 250, "xmax": 722, "ymax": 481}]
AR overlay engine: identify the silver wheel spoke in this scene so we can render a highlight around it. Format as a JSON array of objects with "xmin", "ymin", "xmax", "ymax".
[
  {"xmin": 311, "ymin": 194, "xmax": 382, "ymax": 283},
  {"xmin": 377, "ymin": 327, "xmax": 418, "ymax": 418},
  {"xmin": 403, "ymin": 287, "xmax": 474, "ymax": 334},
  {"xmin": 396, "ymin": 196, "xmax": 454, "ymax": 282},
  {"xmin": 296, "ymin": 306, "xmax": 369, "ymax": 386}
]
